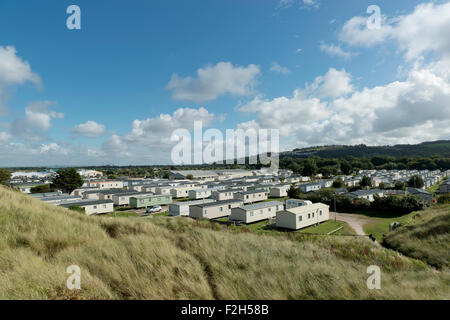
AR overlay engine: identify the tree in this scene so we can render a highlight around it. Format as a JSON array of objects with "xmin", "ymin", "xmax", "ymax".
[
  {"xmin": 360, "ymin": 176, "xmax": 372, "ymax": 188},
  {"xmin": 303, "ymin": 159, "xmax": 318, "ymax": 177},
  {"xmin": 378, "ymin": 182, "xmax": 386, "ymax": 189},
  {"xmin": 340, "ymin": 160, "xmax": 353, "ymax": 175},
  {"xmin": 30, "ymin": 184, "xmax": 53, "ymax": 194},
  {"xmin": 407, "ymin": 175, "xmax": 424, "ymax": 189},
  {"xmin": 0, "ymin": 168, "xmax": 11, "ymax": 184},
  {"xmin": 332, "ymin": 178, "xmax": 345, "ymax": 189},
  {"xmin": 51, "ymin": 168, "xmax": 83, "ymax": 194},
  {"xmin": 287, "ymin": 184, "xmax": 300, "ymax": 199},
  {"xmin": 161, "ymin": 170, "xmax": 170, "ymax": 179},
  {"xmin": 394, "ymin": 181, "xmax": 406, "ymax": 190},
  {"xmin": 186, "ymin": 174, "xmax": 194, "ymax": 180}
]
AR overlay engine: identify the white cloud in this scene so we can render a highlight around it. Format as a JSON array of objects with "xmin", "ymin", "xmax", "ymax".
[
  {"xmin": 0, "ymin": 46, "xmax": 41, "ymax": 115},
  {"xmin": 11, "ymin": 101, "xmax": 64, "ymax": 140},
  {"xmin": 319, "ymin": 42, "xmax": 351, "ymax": 59},
  {"xmin": 39, "ymin": 143, "xmax": 68, "ymax": 155},
  {"xmin": 312, "ymin": 68, "xmax": 353, "ymax": 99},
  {"xmin": 102, "ymin": 107, "xmax": 217, "ymax": 162},
  {"xmin": 270, "ymin": 62, "xmax": 291, "ymax": 75},
  {"xmin": 237, "ymin": 60, "xmax": 450, "ymax": 148},
  {"xmin": 278, "ymin": 0, "xmax": 318, "ymax": 9},
  {"xmin": 339, "ymin": 2, "xmax": 450, "ymax": 60},
  {"xmin": 339, "ymin": 16, "xmax": 392, "ymax": 48},
  {"xmin": 238, "ymin": 91, "xmax": 330, "ymax": 136},
  {"xmin": 73, "ymin": 121, "xmax": 105, "ymax": 138},
  {"xmin": 296, "ymin": 48, "xmax": 303, "ymax": 53},
  {"xmin": 0, "ymin": 131, "xmax": 11, "ymax": 143},
  {"xmin": 167, "ymin": 62, "xmax": 260, "ymax": 103}
]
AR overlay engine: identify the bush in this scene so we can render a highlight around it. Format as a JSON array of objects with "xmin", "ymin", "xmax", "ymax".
[
  {"xmin": 438, "ymin": 194, "xmax": 450, "ymax": 204},
  {"xmin": 69, "ymin": 205, "xmax": 85, "ymax": 214}
]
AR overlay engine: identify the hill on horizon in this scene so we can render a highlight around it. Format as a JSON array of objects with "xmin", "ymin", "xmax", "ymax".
[{"xmin": 285, "ymin": 140, "xmax": 450, "ymax": 159}]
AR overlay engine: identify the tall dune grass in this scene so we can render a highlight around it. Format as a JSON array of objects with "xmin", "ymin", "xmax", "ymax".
[{"xmin": 0, "ymin": 186, "xmax": 448, "ymax": 299}]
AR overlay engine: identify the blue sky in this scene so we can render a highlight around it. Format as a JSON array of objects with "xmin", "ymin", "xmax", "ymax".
[{"xmin": 0, "ymin": 0, "xmax": 449, "ymax": 166}]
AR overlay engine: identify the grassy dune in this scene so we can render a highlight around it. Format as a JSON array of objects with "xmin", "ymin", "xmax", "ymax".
[
  {"xmin": 384, "ymin": 205, "xmax": 450, "ymax": 269},
  {"xmin": 0, "ymin": 186, "xmax": 449, "ymax": 299}
]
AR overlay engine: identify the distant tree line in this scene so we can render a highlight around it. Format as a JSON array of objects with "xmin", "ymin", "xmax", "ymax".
[
  {"xmin": 279, "ymin": 156, "xmax": 450, "ymax": 177},
  {"xmin": 289, "ymin": 187, "xmax": 429, "ymax": 214}
]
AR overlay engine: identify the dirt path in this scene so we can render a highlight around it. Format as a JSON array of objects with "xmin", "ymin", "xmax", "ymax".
[{"xmin": 333, "ymin": 212, "xmax": 380, "ymax": 246}]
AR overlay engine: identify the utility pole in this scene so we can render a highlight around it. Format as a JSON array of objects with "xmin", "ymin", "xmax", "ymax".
[{"xmin": 334, "ymin": 194, "xmax": 337, "ymax": 221}]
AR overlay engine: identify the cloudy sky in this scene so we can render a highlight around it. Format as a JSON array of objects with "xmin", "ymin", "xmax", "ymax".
[{"xmin": 0, "ymin": 0, "xmax": 449, "ymax": 166}]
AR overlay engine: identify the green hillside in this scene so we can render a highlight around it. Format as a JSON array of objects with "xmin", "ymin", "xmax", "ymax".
[
  {"xmin": 384, "ymin": 205, "xmax": 450, "ymax": 269},
  {"xmin": 0, "ymin": 186, "xmax": 449, "ymax": 299},
  {"xmin": 288, "ymin": 140, "xmax": 450, "ymax": 158}
]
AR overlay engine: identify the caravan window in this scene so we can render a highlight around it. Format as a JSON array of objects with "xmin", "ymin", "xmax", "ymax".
[{"xmin": 298, "ymin": 216, "xmax": 302, "ymax": 222}]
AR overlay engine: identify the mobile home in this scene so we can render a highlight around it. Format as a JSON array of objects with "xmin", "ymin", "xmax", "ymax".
[
  {"xmin": 60, "ymin": 200, "xmax": 114, "ymax": 215},
  {"xmin": 190, "ymin": 199, "xmax": 243, "ymax": 220},
  {"xmin": 230, "ymin": 201, "xmax": 283, "ymax": 224},
  {"xmin": 285, "ymin": 199, "xmax": 313, "ymax": 209},
  {"xmin": 188, "ymin": 188, "xmax": 214, "ymax": 200},
  {"xmin": 169, "ymin": 199, "xmax": 216, "ymax": 216},
  {"xmin": 276, "ymin": 203, "xmax": 330, "ymax": 230},
  {"xmin": 129, "ymin": 194, "xmax": 172, "ymax": 209},
  {"xmin": 234, "ymin": 190, "xmax": 268, "ymax": 204},
  {"xmin": 269, "ymin": 185, "xmax": 290, "ymax": 198}
]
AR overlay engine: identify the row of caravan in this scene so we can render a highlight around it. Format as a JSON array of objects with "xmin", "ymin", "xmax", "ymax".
[{"xmin": 169, "ymin": 199, "xmax": 329, "ymax": 231}]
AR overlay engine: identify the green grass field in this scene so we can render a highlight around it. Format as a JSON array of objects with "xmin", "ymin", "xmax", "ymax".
[
  {"xmin": 1, "ymin": 186, "xmax": 449, "ymax": 300},
  {"xmin": 426, "ymin": 178, "xmax": 447, "ymax": 195}
]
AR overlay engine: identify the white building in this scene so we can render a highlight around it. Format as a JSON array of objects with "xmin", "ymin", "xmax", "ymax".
[
  {"xmin": 169, "ymin": 199, "xmax": 216, "ymax": 216},
  {"xmin": 230, "ymin": 201, "xmax": 283, "ymax": 224},
  {"xmin": 285, "ymin": 199, "xmax": 313, "ymax": 210},
  {"xmin": 234, "ymin": 190, "xmax": 268, "ymax": 204},
  {"xmin": 60, "ymin": 200, "xmax": 114, "ymax": 215},
  {"xmin": 211, "ymin": 189, "xmax": 239, "ymax": 201},
  {"xmin": 188, "ymin": 188, "xmax": 214, "ymax": 200},
  {"xmin": 276, "ymin": 203, "xmax": 330, "ymax": 230},
  {"xmin": 299, "ymin": 183, "xmax": 322, "ymax": 193},
  {"xmin": 269, "ymin": 185, "xmax": 290, "ymax": 198},
  {"xmin": 190, "ymin": 199, "xmax": 243, "ymax": 220}
]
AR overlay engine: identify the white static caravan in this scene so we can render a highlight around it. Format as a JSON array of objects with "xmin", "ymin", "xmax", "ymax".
[
  {"xmin": 170, "ymin": 186, "xmax": 199, "ymax": 199},
  {"xmin": 112, "ymin": 192, "xmax": 153, "ymax": 206},
  {"xmin": 211, "ymin": 189, "xmax": 239, "ymax": 201},
  {"xmin": 82, "ymin": 190, "xmax": 102, "ymax": 200},
  {"xmin": 168, "ymin": 199, "xmax": 216, "ymax": 216},
  {"xmin": 190, "ymin": 199, "xmax": 243, "ymax": 220},
  {"xmin": 285, "ymin": 199, "xmax": 313, "ymax": 210},
  {"xmin": 269, "ymin": 185, "xmax": 290, "ymax": 198},
  {"xmin": 188, "ymin": 188, "xmax": 214, "ymax": 200},
  {"xmin": 60, "ymin": 200, "xmax": 114, "ymax": 215},
  {"xmin": 276, "ymin": 203, "xmax": 330, "ymax": 230},
  {"xmin": 234, "ymin": 190, "xmax": 268, "ymax": 204},
  {"xmin": 40, "ymin": 195, "xmax": 82, "ymax": 205},
  {"xmin": 230, "ymin": 201, "xmax": 283, "ymax": 224},
  {"xmin": 155, "ymin": 186, "xmax": 173, "ymax": 195}
]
